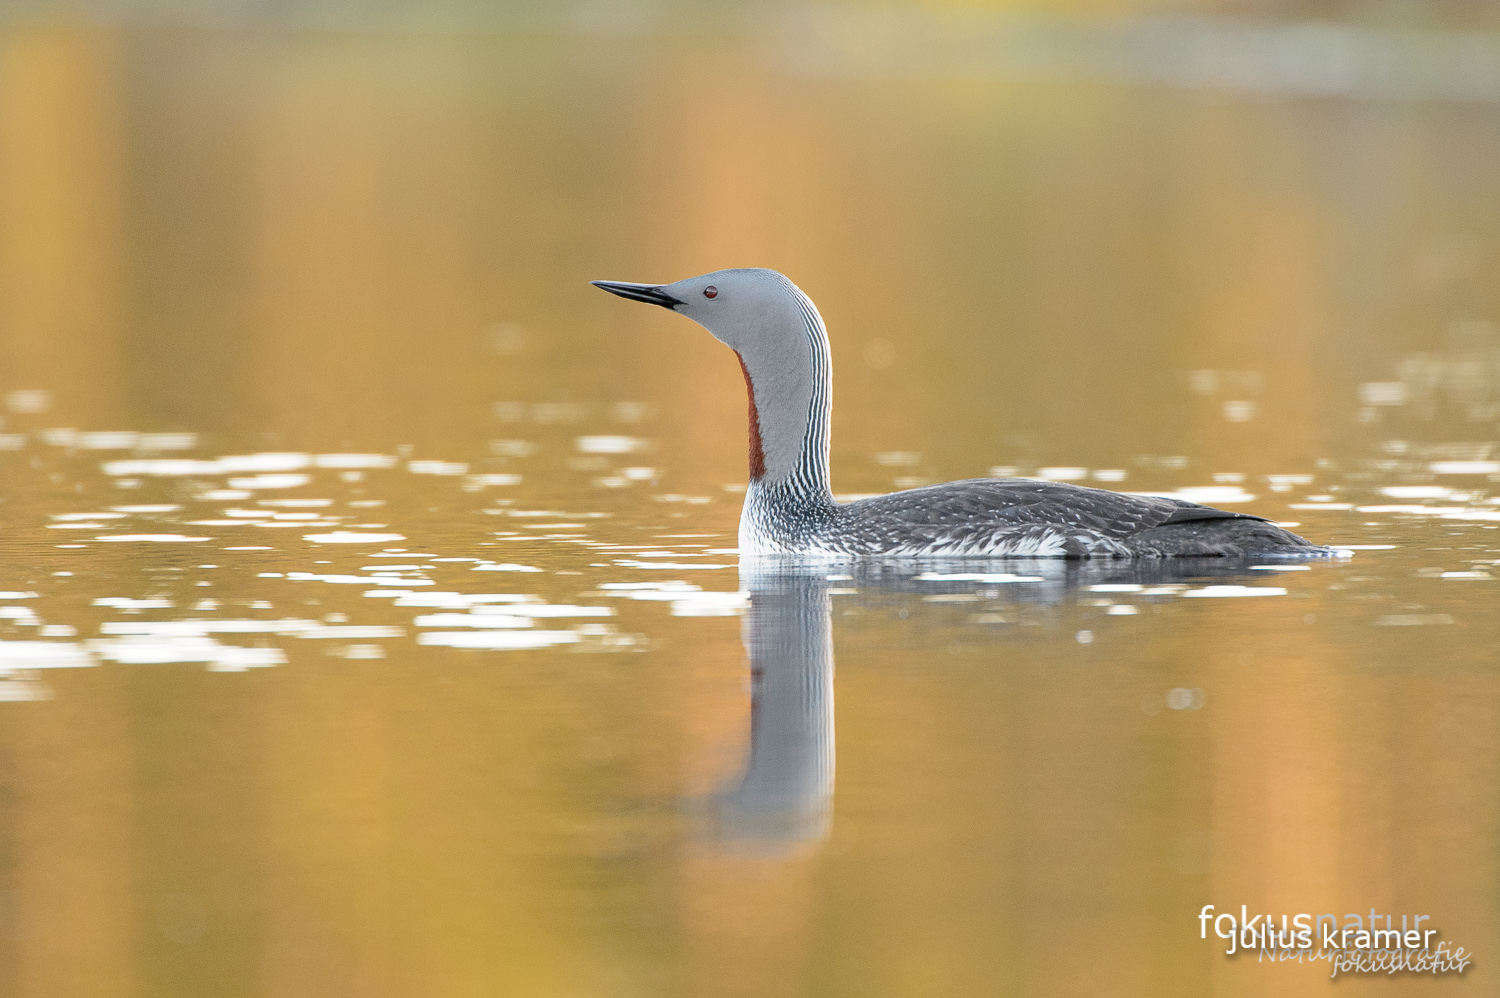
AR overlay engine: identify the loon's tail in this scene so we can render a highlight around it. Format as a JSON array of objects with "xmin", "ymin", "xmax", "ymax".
[{"xmin": 1126, "ymin": 515, "xmax": 1335, "ymax": 558}]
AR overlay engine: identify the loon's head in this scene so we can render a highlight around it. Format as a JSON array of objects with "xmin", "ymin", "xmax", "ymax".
[
  {"xmin": 590, "ymin": 268, "xmax": 812, "ymax": 355},
  {"xmin": 590, "ymin": 268, "xmax": 832, "ymax": 488}
]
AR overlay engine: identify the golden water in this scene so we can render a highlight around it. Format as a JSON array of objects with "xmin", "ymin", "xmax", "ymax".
[{"xmin": 1, "ymin": 24, "xmax": 1497, "ymax": 997}]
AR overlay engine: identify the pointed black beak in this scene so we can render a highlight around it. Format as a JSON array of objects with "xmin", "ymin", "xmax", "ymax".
[{"xmin": 590, "ymin": 280, "xmax": 683, "ymax": 310}]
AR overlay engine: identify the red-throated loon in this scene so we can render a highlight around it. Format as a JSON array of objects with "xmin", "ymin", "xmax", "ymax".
[{"xmin": 592, "ymin": 268, "xmax": 1329, "ymax": 560}]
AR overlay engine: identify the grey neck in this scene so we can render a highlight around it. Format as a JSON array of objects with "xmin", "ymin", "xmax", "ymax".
[{"xmin": 744, "ymin": 281, "xmax": 835, "ymax": 510}]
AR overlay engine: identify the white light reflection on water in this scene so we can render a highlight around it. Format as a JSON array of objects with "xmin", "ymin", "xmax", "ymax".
[
  {"xmin": 0, "ymin": 641, "xmax": 94, "ymax": 669},
  {"xmin": 1180, "ymin": 585, "xmax": 1288, "ymax": 598},
  {"xmin": 598, "ymin": 582, "xmax": 751, "ymax": 616},
  {"xmin": 99, "ymin": 620, "xmax": 405, "ymax": 639},
  {"xmin": 412, "ymin": 613, "xmax": 533, "ymax": 628},
  {"xmin": 90, "ymin": 636, "xmax": 286, "ymax": 671},
  {"xmin": 303, "ymin": 531, "xmax": 407, "ymax": 543},
  {"xmin": 418, "ymin": 630, "xmax": 583, "ymax": 649},
  {"xmin": 576, "ymin": 435, "xmax": 647, "ymax": 454}
]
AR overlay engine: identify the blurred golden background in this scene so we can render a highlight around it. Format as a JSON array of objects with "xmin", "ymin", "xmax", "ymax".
[{"xmin": 1, "ymin": 3, "xmax": 1498, "ymax": 997}]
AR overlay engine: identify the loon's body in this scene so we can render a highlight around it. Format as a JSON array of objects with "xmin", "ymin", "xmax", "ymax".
[
  {"xmin": 592, "ymin": 268, "xmax": 1327, "ymax": 560},
  {"xmin": 741, "ymin": 475, "xmax": 1319, "ymax": 559}
]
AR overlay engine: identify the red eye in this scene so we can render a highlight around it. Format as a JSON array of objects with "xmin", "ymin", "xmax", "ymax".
[{"xmin": 703, "ymin": 286, "xmax": 718, "ymax": 299}]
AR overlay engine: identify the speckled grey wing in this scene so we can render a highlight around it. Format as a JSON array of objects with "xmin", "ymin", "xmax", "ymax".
[
  {"xmin": 836, "ymin": 478, "xmax": 1267, "ymax": 556},
  {"xmin": 846, "ymin": 479, "xmax": 1252, "ymax": 532}
]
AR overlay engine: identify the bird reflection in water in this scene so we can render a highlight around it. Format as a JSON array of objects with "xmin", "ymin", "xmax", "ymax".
[
  {"xmin": 692, "ymin": 557, "xmax": 1302, "ymax": 852},
  {"xmin": 695, "ymin": 566, "xmax": 835, "ymax": 851}
]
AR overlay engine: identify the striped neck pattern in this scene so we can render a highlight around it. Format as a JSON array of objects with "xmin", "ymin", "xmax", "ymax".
[{"xmin": 739, "ymin": 280, "xmax": 838, "ymax": 553}]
